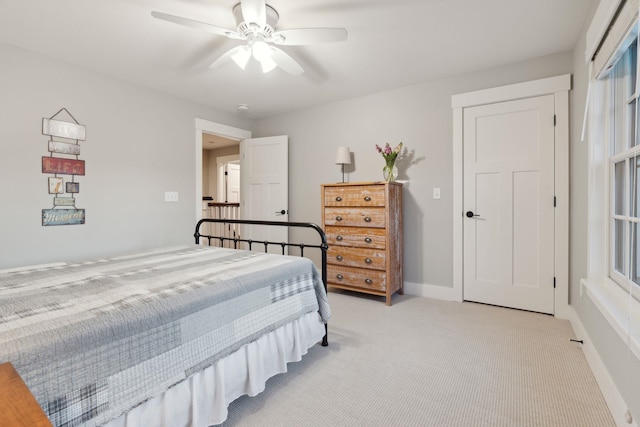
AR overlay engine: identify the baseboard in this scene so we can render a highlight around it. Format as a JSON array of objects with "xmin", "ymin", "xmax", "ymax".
[
  {"xmin": 565, "ymin": 306, "xmax": 636, "ymax": 427},
  {"xmin": 403, "ymin": 281, "xmax": 461, "ymax": 302}
]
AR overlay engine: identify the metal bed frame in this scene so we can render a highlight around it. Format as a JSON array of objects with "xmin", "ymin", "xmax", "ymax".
[{"xmin": 194, "ymin": 218, "xmax": 329, "ymax": 346}]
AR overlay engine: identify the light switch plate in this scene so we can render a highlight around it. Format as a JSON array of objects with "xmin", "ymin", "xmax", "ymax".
[{"xmin": 433, "ymin": 188, "xmax": 441, "ymax": 199}]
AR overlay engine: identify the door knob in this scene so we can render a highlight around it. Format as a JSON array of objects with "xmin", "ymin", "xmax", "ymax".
[
  {"xmin": 466, "ymin": 211, "xmax": 480, "ymax": 218},
  {"xmin": 275, "ymin": 209, "xmax": 287, "ymax": 215}
]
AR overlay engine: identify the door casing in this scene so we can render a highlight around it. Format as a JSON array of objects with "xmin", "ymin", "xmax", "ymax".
[
  {"xmin": 194, "ymin": 119, "xmax": 251, "ymax": 222},
  {"xmin": 451, "ymin": 74, "xmax": 571, "ymax": 318}
]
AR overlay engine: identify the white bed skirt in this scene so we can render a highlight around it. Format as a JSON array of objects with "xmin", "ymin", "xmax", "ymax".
[{"xmin": 104, "ymin": 312, "xmax": 326, "ymax": 427}]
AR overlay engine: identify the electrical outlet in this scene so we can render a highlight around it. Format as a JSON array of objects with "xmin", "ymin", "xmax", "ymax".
[
  {"xmin": 165, "ymin": 191, "xmax": 179, "ymax": 202},
  {"xmin": 433, "ymin": 188, "xmax": 441, "ymax": 200}
]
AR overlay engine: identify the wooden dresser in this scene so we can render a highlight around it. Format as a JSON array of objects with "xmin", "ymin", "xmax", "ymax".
[{"xmin": 321, "ymin": 182, "xmax": 403, "ymax": 305}]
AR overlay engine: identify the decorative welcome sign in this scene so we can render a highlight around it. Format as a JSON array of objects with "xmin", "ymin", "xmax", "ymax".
[{"xmin": 41, "ymin": 108, "xmax": 86, "ymax": 226}]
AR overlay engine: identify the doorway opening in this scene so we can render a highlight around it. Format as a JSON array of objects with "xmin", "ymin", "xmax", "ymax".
[
  {"xmin": 202, "ymin": 133, "xmax": 241, "ymax": 243},
  {"xmin": 194, "ymin": 118, "xmax": 251, "ymax": 224},
  {"xmin": 202, "ymin": 133, "xmax": 240, "ymax": 203}
]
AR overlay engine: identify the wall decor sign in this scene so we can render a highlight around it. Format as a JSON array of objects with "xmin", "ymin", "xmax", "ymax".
[
  {"xmin": 42, "ymin": 209, "xmax": 85, "ymax": 226},
  {"xmin": 42, "ymin": 118, "xmax": 86, "ymax": 140},
  {"xmin": 48, "ymin": 140, "xmax": 81, "ymax": 156},
  {"xmin": 42, "ymin": 157, "xmax": 85, "ymax": 175},
  {"xmin": 48, "ymin": 177, "xmax": 64, "ymax": 194},
  {"xmin": 66, "ymin": 182, "xmax": 80, "ymax": 193},
  {"xmin": 41, "ymin": 108, "xmax": 86, "ymax": 226}
]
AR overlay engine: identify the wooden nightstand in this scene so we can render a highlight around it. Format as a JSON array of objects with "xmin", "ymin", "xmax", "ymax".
[{"xmin": 0, "ymin": 362, "xmax": 52, "ymax": 427}]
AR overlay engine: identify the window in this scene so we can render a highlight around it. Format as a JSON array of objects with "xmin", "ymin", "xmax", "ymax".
[
  {"xmin": 607, "ymin": 39, "xmax": 640, "ymax": 295},
  {"xmin": 585, "ymin": 0, "xmax": 640, "ymax": 362}
]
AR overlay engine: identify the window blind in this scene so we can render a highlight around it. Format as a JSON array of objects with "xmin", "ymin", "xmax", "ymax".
[
  {"xmin": 593, "ymin": 0, "xmax": 639, "ymax": 78},
  {"xmin": 586, "ymin": 0, "xmax": 623, "ymax": 63}
]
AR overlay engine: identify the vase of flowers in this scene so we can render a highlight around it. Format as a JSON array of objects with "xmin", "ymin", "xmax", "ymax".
[{"xmin": 376, "ymin": 142, "xmax": 403, "ymax": 182}]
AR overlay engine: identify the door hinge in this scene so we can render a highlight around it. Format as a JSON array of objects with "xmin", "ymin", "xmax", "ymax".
[
  {"xmin": 225, "ymin": 171, "xmax": 228, "ymax": 176},
  {"xmin": 554, "ymin": 196, "xmax": 556, "ymax": 207},
  {"xmin": 553, "ymin": 277, "xmax": 556, "ymax": 288},
  {"xmin": 553, "ymin": 115, "xmax": 557, "ymax": 126}
]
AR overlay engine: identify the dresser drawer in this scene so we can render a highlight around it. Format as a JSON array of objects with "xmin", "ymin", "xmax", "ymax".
[
  {"xmin": 324, "ymin": 207, "xmax": 385, "ymax": 228},
  {"xmin": 327, "ymin": 265, "xmax": 386, "ymax": 291},
  {"xmin": 325, "ymin": 225, "xmax": 386, "ymax": 249},
  {"xmin": 327, "ymin": 245, "xmax": 386, "ymax": 270},
  {"xmin": 324, "ymin": 185, "xmax": 385, "ymax": 207}
]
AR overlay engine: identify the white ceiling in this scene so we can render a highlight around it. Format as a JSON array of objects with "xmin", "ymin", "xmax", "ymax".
[{"xmin": 0, "ymin": 0, "xmax": 592, "ymax": 119}]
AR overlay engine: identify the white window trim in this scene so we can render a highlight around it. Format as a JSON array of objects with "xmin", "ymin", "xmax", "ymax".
[{"xmin": 582, "ymin": 278, "xmax": 640, "ymax": 359}]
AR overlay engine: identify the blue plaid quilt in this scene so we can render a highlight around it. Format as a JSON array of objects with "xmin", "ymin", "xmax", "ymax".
[{"xmin": 0, "ymin": 245, "xmax": 330, "ymax": 426}]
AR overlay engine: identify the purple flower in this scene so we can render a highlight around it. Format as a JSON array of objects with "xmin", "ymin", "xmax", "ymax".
[{"xmin": 375, "ymin": 142, "xmax": 404, "ymax": 164}]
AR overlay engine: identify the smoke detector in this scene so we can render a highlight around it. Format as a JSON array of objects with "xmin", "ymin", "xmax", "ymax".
[{"xmin": 237, "ymin": 104, "xmax": 249, "ymax": 113}]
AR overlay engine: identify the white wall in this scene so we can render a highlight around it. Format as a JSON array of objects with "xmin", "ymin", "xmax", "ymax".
[
  {"xmin": 254, "ymin": 51, "xmax": 573, "ymax": 289},
  {"xmin": 0, "ymin": 42, "xmax": 252, "ymax": 268}
]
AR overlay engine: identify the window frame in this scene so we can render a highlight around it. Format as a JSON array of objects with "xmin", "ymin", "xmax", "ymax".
[
  {"xmin": 606, "ymin": 36, "xmax": 640, "ymax": 296},
  {"xmin": 584, "ymin": 17, "xmax": 640, "ymax": 361}
]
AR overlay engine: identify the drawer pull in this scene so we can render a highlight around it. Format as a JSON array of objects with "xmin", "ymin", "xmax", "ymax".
[
  {"xmin": 335, "ymin": 196, "xmax": 343, "ymax": 202},
  {"xmin": 364, "ymin": 258, "xmax": 372, "ymax": 264},
  {"xmin": 365, "ymin": 278, "xmax": 373, "ymax": 285},
  {"xmin": 364, "ymin": 196, "xmax": 372, "ymax": 202},
  {"xmin": 336, "ymin": 255, "xmax": 343, "ymax": 261},
  {"xmin": 336, "ymin": 216, "xmax": 343, "ymax": 222},
  {"xmin": 364, "ymin": 237, "xmax": 372, "ymax": 243},
  {"xmin": 337, "ymin": 274, "xmax": 344, "ymax": 280},
  {"xmin": 364, "ymin": 217, "xmax": 372, "ymax": 223},
  {"xmin": 336, "ymin": 235, "xmax": 343, "ymax": 241}
]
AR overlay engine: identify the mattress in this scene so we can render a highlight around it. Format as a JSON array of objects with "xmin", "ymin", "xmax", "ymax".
[{"xmin": 0, "ymin": 245, "xmax": 330, "ymax": 426}]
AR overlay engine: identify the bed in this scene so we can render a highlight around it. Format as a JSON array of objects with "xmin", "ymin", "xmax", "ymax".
[{"xmin": 0, "ymin": 219, "xmax": 330, "ymax": 427}]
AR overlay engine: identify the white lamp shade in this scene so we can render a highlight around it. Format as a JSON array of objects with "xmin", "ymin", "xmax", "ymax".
[{"xmin": 335, "ymin": 147, "xmax": 351, "ymax": 165}]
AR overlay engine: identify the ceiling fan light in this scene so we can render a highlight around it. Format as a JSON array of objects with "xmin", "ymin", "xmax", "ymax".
[
  {"xmin": 260, "ymin": 56, "xmax": 278, "ymax": 73},
  {"xmin": 252, "ymin": 40, "xmax": 273, "ymax": 62},
  {"xmin": 231, "ymin": 46, "xmax": 251, "ymax": 69}
]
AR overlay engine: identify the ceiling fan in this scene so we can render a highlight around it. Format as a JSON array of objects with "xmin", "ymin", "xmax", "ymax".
[{"xmin": 151, "ymin": 0, "xmax": 348, "ymax": 76}]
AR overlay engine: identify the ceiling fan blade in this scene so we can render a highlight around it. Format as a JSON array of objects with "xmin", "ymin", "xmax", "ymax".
[
  {"xmin": 240, "ymin": 0, "xmax": 266, "ymax": 28},
  {"xmin": 209, "ymin": 46, "xmax": 247, "ymax": 69},
  {"xmin": 151, "ymin": 11, "xmax": 244, "ymax": 40},
  {"xmin": 271, "ymin": 47, "xmax": 304, "ymax": 76},
  {"xmin": 270, "ymin": 28, "xmax": 348, "ymax": 46}
]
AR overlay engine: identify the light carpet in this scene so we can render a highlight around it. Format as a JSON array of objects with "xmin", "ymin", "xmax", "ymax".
[{"xmin": 219, "ymin": 290, "xmax": 615, "ymax": 426}]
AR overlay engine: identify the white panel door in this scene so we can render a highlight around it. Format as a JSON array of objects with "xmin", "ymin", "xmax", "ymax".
[
  {"xmin": 463, "ymin": 95, "xmax": 555, "ymax": 314},
  {"xmin": 240, "ymin": 136, "xmax": 288, "ymax": 249}
]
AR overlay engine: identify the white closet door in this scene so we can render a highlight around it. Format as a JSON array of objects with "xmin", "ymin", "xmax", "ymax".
[{"xmin": 463, "ymin": 95, "xmax": 555, "ymax": 314}]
